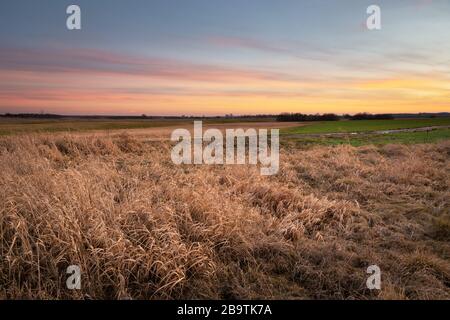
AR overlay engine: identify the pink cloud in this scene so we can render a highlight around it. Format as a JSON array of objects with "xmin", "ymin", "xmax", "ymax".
[{"xmin": 0, "ymin": 45, "xmax": 301, "ymax": 83}]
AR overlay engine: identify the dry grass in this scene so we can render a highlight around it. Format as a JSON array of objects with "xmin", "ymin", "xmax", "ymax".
[{"xmin": 0, "ymin": 133, "xmax": 449, "ymax": 299}]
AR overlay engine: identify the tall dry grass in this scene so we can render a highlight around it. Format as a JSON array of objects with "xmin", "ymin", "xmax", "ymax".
[{"xmin": 0, "ymin": 133, "xmax": 449, "ymax": 299}]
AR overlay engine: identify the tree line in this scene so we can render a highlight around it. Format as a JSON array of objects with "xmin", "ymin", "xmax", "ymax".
[{"xmin": 276, "ymin": 113, "xmax": 394, "ymax": 122}]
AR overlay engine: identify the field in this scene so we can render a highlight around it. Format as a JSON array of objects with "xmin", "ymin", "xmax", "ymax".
[
  {"xmin": 285, "ymin": 128, "xmax": 450, "ymax": 146},
  {"xmin": 0, "ymin": 117, "xmax": 449, "ymax": 300},
  {"xmin": 0, "ymin": 117, "xmax": 278, "ymax": 136},
  {"xmin": 284, "ymin": 118, "xmax": 450, "ymax": 135},
  {"xmin": 281, "ymin": 118, "xmax": 450, "ymax": 146}
]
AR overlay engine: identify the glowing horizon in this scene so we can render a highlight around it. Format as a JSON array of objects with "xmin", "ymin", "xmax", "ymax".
[{"xmin": 1, "ymin": 1, "xmax": 449, "ymax": 116}]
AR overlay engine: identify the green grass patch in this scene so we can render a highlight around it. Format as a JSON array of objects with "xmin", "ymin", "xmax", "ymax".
[
  {"xmin": 283, "ymin": 118, "xmax": 450, "ymax": 135},
  {"xmin": 284, "ymin": 128, "xmax": 450, "ymax": 147}
]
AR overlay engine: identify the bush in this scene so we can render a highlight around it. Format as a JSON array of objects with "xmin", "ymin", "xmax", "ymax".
[{"xmin": 277, "ymin": 113, "xmax": 340, "ymax": 122}]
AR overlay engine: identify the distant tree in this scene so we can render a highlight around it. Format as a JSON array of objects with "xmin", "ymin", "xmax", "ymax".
[
  {"xmin": 277, "ymin": 113, "xmax": 340, "ymax": 122},
  {"xmin": 350, "ymin": 113, "xmax": 393, "ymax": 120}
]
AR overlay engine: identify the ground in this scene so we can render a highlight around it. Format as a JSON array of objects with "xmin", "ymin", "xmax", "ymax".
[
  {"xmin": 0, "ymin": 117, "xmax": 289, "ymax": 136},
  {"xmin": 0, "ymin": 118, "xmax": 449, "ymax": 299},
  {"xmin": 284, "ymin": 118, "xmax": 450, "ymax": 134}
]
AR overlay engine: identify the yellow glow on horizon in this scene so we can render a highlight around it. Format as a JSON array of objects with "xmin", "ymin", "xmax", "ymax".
[{"xmin": 2, "ymin": 70, "xmax": 449, "ymax": 115}]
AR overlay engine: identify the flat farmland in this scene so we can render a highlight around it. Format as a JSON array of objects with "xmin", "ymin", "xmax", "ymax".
[
  {"xmin": 284, "ymin": 118, "xmax": 450, "ymax": 135},
  {"xmin": 0, "ymin": 117, "xmax": 300, "ymax": 140},
  {"xmin": 282, "ymin": 118, "xmax": 450, "ymax": 146}
]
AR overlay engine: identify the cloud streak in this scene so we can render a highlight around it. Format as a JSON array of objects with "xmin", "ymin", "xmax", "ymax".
[
  {"xmin": 1, "ymin": 41, "xmax": 449, "ymax": 115},
  {"xmin": 0, "ymin": 45, "xmax": 307, "ymax": 84}
]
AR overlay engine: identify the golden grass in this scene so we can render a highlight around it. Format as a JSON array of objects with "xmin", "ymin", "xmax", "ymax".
[{"xmin": 0, "ymin": 133, "xmax": 449, "ymax": 299}]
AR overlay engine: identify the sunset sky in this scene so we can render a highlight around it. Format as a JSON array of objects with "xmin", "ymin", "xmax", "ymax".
[{"xmin": 1, "ymin": 0, "xmax": 449, "ymax": 116}]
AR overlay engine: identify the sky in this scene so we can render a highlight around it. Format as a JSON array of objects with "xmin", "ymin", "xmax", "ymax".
[{"xmin": 0, "ymin": 0, "xmax": 449, "ymax": 116}]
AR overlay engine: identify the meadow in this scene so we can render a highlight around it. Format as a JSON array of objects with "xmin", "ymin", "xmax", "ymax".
[
  {"xmin": 285, "ymin": 128, "xmax": 450, "ymax": 147},
  {"xmin": 0, "ymin": 118, "xmax": 183, "ymax": 136},
  {"xmin": 0, "ymin": 121, "xmax": 449, "ymax": 299},
  {"xmin": 280, "ymin": 118, "xmax": 450, "ymax": 146},
  {"xmin": 283, "ymin": 118, "xmax": 450, "ymax": 135},
  {"xmin": 0, "ymin": 117, "xmax": 277, "ymax": 136}
]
